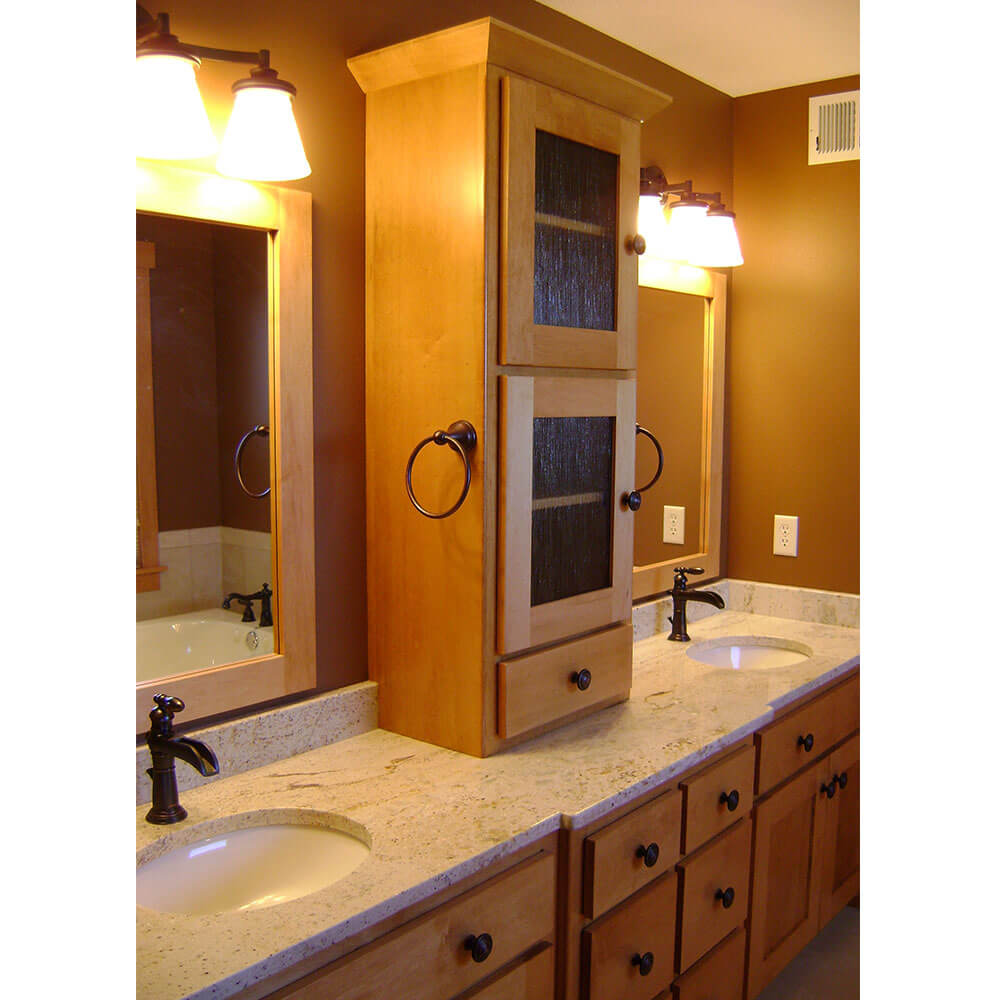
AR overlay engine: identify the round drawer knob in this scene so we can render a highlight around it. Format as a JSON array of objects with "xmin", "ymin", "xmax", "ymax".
[
  {"xmin": 636, "ymin": 842, "xmax": 660, "ymax": 868},
  {"xmin": 570, "ymin": 669, "xmax": 592, "ymax": 691},
  {"xmin": 837, "ymin": 771, "xmax": 848, "ymax": 789},
  {"xmin": 797, "ymin": 733, "xmax": 815, "ymax": 752},
  {"xmin": 821, "ymin": 779, "xmax": 838, "ymax": 799},
  {"xmin": 626, "ymin": 234, "xmax": 647, "ymax": 256},
  {"xmin": 719, "ymin": 789, "xmax": 740, "ymax": 812},
  {"xmin": 464, "ymin": 933, "xmax": 493, "ymax": 963},
  {"xmin": 715, "ymin": 886, "xmax": 736, "ymax": 909},
  {"xmin": 631, "ymin": 951, "xmax": 655, "ymax": 976}
]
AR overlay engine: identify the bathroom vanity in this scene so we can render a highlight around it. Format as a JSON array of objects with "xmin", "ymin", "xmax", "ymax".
[{"xmin": 136, "ymin": 609, "xmax": 859, "ymax": 1000}]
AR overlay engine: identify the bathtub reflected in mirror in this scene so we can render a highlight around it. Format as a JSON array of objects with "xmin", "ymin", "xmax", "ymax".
[{"xmin": 136, "ymin": 211, "xmax": 274, "ymax": 683}]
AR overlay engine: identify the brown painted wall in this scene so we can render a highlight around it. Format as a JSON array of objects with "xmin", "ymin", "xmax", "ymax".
[
  {"xmin": 728, "ymin": 77, "xmax": 860, "ymax": 593},
  {"xmin": 154, "ymin": 0, "xmax": 734, "ymax": 693}
]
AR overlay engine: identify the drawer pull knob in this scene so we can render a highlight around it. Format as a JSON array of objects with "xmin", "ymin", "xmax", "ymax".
[
  {"xmin": 720, "ymin": 789, "xmax": 740, "ymax": 812},
  {"xmin": 821, "ymin": 779, "xmax": 838, "ymax": 799},
  {"xmin": 837, "ymin": 771, "xmax": 848, "ymax": 789},
  {"xmin": 570, "ymin": 669, "xmax": 592, "ymax": 691},
  {"xmin": 797, "ymin": 733, "xmax": 815, "ymax": 752},
  {"xmin": 464, "ymin": 933, "xmax": 494, "ymax": 963},
  {"xmin": 715, "ymin": 886, "xmax": 736, "ymax": 909},
  {"xmin": 631, "ymin": 951, "xmax": 655, "ymax": 976},
  {"xmin": 636, "ymin": 842, "xmax": 660, "ymax": 868}
]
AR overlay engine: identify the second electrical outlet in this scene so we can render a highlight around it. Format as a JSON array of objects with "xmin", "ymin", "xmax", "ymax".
[{"xmin": 663, "ymin": 505, "xmax": 685, "ymax": 544}]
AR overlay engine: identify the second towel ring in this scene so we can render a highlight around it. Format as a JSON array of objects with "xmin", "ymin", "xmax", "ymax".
[
  {"xmin": 235, "ymin": 424, "xmax": 270, "ymax": 499},
  {"xmin": 623, "ymin": 423, "xmax": 664, "ymax": 511},
  {"xmin": 405, "ymin": 420, "xmax": 477, "ymax": 519}
]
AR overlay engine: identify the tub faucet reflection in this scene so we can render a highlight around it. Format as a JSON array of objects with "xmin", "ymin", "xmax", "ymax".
[
  {"xmin": 223, "ymin": 582, "xmax": 273, "ymax": 626},
  {"xmin": 145, "ymin": 694, "xmax": 219, "ymax": 825},
  {"xmin": 667, "ymin": 567, "xmax": 725, "ymax": 642}
]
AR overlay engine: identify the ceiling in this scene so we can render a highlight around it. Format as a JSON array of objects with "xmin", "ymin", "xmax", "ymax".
[{"xmin": 536, "ymin": 0, "xmax": 859, "ymax": 97}]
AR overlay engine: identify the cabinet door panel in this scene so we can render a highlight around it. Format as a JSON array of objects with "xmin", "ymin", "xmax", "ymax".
[
  {"xmin": 746, "ymin": 764, "xmax": 823, "ymax": 998},
  {"xmin": 501, "ymin": 74, "xmax": 639, "ymax": 369},
  {"xmin": 461, "ymin": 944, "xmax": 554, "ymax": 999},
  {"xmin": 499, "ymin": 375, "xmax": 635, "ymax": 653},
  {"xmin": 817, "ymin": 733, "xmax": 860, "ymax": 927}
]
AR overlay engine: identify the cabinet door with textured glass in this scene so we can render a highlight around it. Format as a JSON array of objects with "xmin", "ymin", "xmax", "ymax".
[
  {"xmin": 498, "ymin": 375, "xmax": 635, "ymax": 653},
  {"xmin": 501, "ymin": 75, "xmax": 640, "ymax": 370}
]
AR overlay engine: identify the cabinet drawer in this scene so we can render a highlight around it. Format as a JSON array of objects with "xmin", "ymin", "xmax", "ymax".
[
  {"xmin": 275, "ymin": 851, "xmax": 556, "ymax": 1000},
  {"xmin": 582, "ymin": 871, "xmax": 678, "ymax": 1000},
  {"xmin": 671, "ymin": 928, "xmax": 745, "ymax": 1000},
  {"xmin": 462, "ymin": 944, "xmax": 554, "ymax": 999},
  {"xmin": 680, "ymin": 745, "xmax": 755, "ymax": 854},
  {"xmin": 756, "ymin": 673, "xmax": 859, "ymax": 795},
  {"xmin": 583, "ymin": 789, "xmax": 682, "ymax": 919},
  {"xmin": 677, "ymin": 819, "xmax": 751, "ymax": 972},
  {"xmin": 498, "ymin": 623, "xmax": 632, "ymax": 739}
]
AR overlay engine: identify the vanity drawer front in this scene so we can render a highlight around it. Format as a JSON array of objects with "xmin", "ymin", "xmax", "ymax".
[
  {"xmin": 680, "ymin": 745, "xmax": 755, "ymax": 853},
  {"xmin": 583, "ymin": 788, "xmax": 682, "ymax": 919},
  {"xmin": 275, "ymin": 850, "xmax": 556, "ymax": 1000},
  {"xmin": 677, "ymin": 819, "xmax": 751, "ymax": 972},
  {"xmin": 671, "ymin": 928, "xmax": 745, "ymax": 1000},
  {"xmin": 498, "ymin": 623, "xmax": 632, "ymax": 739},
  {"xmin": 756, "ymin": 673, "xmax": 859, "ymax": 795},
  {"xmin": 462, "ymin": 944, "xmax": 554, "ymax": 999},
  {"xmin": 582, "ymin": 871, "xmax": 678, "ymax": 1000}
]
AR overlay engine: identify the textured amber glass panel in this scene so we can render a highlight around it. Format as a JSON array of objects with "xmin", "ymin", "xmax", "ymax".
[
  {"xmin": 531, "ymin": 417, "xmax": 614, "ymax": 606},
  {"xmin": 534, "ymin": 130, "xmax": 618, "ymax": 330}
]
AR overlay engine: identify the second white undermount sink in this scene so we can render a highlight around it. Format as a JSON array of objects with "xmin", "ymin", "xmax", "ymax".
[
  {"xmin": 137, "ymin": 812, "xmax": 371, "ymax": 916},
  {"xmin": 686, "ymin": 636, "xmax": 812, "ymax": 671}
]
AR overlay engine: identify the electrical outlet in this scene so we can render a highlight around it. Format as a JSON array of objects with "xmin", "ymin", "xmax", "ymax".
[
  {"xmin": 773, "ymin": 515, "xmax": 799, "ymax": 557},
  {"xmin": 663, "ymin": 505, "xmax": 685, "ymax": 545}
]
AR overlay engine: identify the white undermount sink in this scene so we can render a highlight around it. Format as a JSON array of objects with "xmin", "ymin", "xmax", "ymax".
[
  {"xmin": 136, "ymin": 812, "xmax": 371, "ymax": 915},
  {"xmin": 686, "ymin": 636, "xmax": 812, "ymax": 671}
]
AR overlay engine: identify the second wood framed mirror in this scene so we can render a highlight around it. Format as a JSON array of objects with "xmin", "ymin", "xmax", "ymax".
[{"xmin": 633, "ymin": 259, "xmax": 726, "ymax": 601}]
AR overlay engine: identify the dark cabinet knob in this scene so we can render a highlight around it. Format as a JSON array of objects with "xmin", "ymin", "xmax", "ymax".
[
  {"xmin": 464, "ymin": 933, "xmax": 493, "ymax": 963},
  {"xmin": 624, "ymin": 490, "xmax": 642, "ymax": 511},
  {"xmin": 821, "ymin": 779, "xmax": 838, "ymax": 799},
  {"xmin": 837, "ymin": 771, "xmax": 848, "ymax": 789},
  {"xmin": 719, "ymin": 789, "xmax": 740, "ymax": 812},
  {"xmin": 631, "ymin": 951, "xmax": 654, "ymax": 976},
  {"xmin": 570, "ymin": 669, "xmax": 592, "ymax": 691},
  {"xmin": 636, "ymin": 842, "xmax": 659, "ymax": 868},
  {"xmin": 797, "ymin": 733, "xmax": 815, "ymax": 753},
  {"xmin": 715, "ymin": 886, "xmax": 735, "ymax": 909}
]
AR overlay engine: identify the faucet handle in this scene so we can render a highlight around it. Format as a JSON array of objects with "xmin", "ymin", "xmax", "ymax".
[
  {"xmin": 149, "ymin": 694, "xmax": 185, "ymax": 737},
  {"xmin": 673, "ymin": 566, "xmax": 704, "ymax": 588}
]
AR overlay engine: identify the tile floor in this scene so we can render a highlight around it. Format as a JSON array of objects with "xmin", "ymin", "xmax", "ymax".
[{"xmin": 755, "ymin": 905, "xmax": 860, "ymax": 1000}]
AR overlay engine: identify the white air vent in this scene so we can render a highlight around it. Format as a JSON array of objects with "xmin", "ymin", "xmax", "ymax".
[{"xmin": 808, "ymin": 90, "xmax": 859, "ymax": 164}]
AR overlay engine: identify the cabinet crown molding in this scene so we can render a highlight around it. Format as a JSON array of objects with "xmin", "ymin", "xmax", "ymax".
[{"xmin": 347, "ymin": 17, "xmax": 672, "ymax": 122}]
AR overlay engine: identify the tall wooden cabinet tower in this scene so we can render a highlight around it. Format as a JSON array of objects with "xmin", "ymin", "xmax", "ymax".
[{"xmin": 349, "ymin": 19, "xmax": 671, "ymax": 756}]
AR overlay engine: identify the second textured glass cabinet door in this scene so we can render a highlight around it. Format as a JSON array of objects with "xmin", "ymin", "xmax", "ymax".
[{"xmin": 502, "ymin": 76, "xmax": 640, "ymax": 370}]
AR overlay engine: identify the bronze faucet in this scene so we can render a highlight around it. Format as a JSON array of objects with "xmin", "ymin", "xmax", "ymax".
[
  {"xmin": 223, "ymin": 582, "xmax": 273, "ymax": 626},
  {"xmin": 145, "ymin": 695, "xmax": 219, "ymax": 825},
  {"xmin": 667, "ymin": 567, "xmax": 725, "ymax": 641}
]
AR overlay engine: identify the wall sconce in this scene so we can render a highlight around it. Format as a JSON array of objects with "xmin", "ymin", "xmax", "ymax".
[
  {"xmin": 136, "ymin": 7, "xmax": 311, "ymax": 181},
  {"xmin": 639, "ymin": 166, "xmax": 743, "ymax": 267}
]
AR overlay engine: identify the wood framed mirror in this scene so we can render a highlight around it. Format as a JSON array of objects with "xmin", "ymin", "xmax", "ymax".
[
  {"xmin": 632, "ymin": 259, "xmax": 726, "ymax": 601},
  {"xmin": 135, "ymin": 162, "xmax": 315, "ymax": 732}
]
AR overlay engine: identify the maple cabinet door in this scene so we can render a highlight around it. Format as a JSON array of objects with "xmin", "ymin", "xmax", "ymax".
[
  {"xmin": 501, "ymin": 74, "xmax": 640, "ymax": 370},
  {"xmin": 746, "ymin": 763, "xmax": 824, "ymax": 999},
  {"xmin": 498, "ymin": 375, "xmax": 635, "ymax": 653},
  {"xmin": 817, "ymin": 733, "xmax": 860, "ymax": 928}
]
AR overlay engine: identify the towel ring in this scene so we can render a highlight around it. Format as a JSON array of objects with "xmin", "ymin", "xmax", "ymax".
[
  {"xmin": 235, "ymin": 424, "xmax": 270, "ymax": 499},
  {"xmin": 623, "ymin": 423, "xmax": 664, "ymax": 511},
  {"xmin": 405, "ymin": 420, "xmax": 477, "ymax": 519}
]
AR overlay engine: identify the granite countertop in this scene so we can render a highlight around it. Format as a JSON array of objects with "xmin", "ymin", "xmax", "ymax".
[{"xmin": 136, "ymin": 610, "xmax": 859, "ymax": 1000}]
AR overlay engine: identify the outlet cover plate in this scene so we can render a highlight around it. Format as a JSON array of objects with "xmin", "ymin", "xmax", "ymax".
[
  {"xmin": 773, "ymin": 515, "xmax": 799, "ymax": 557},
  {"xmin": 663, "ymin": 505, "xmax": 685, "ymax": 545}
]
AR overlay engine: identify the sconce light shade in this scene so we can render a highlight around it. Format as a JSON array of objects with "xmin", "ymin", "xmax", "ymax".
[
  {"xmin": 216, "ymin": 75, "xmax": 311, "ymax": 181},
  {"xmin": 688, "ymin": 207, "xmax": 744, "ymax": 267},
  {"xmin": 135, "ymin": 52, "xmax": 217, "ymax": 160},
  {"xmin": 637, "ymin": 194, "xmax": 672, "ymax": 258},
  {"xmin": 663, "ymin": 198, "xmax": 709, "ymax": 263}
]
